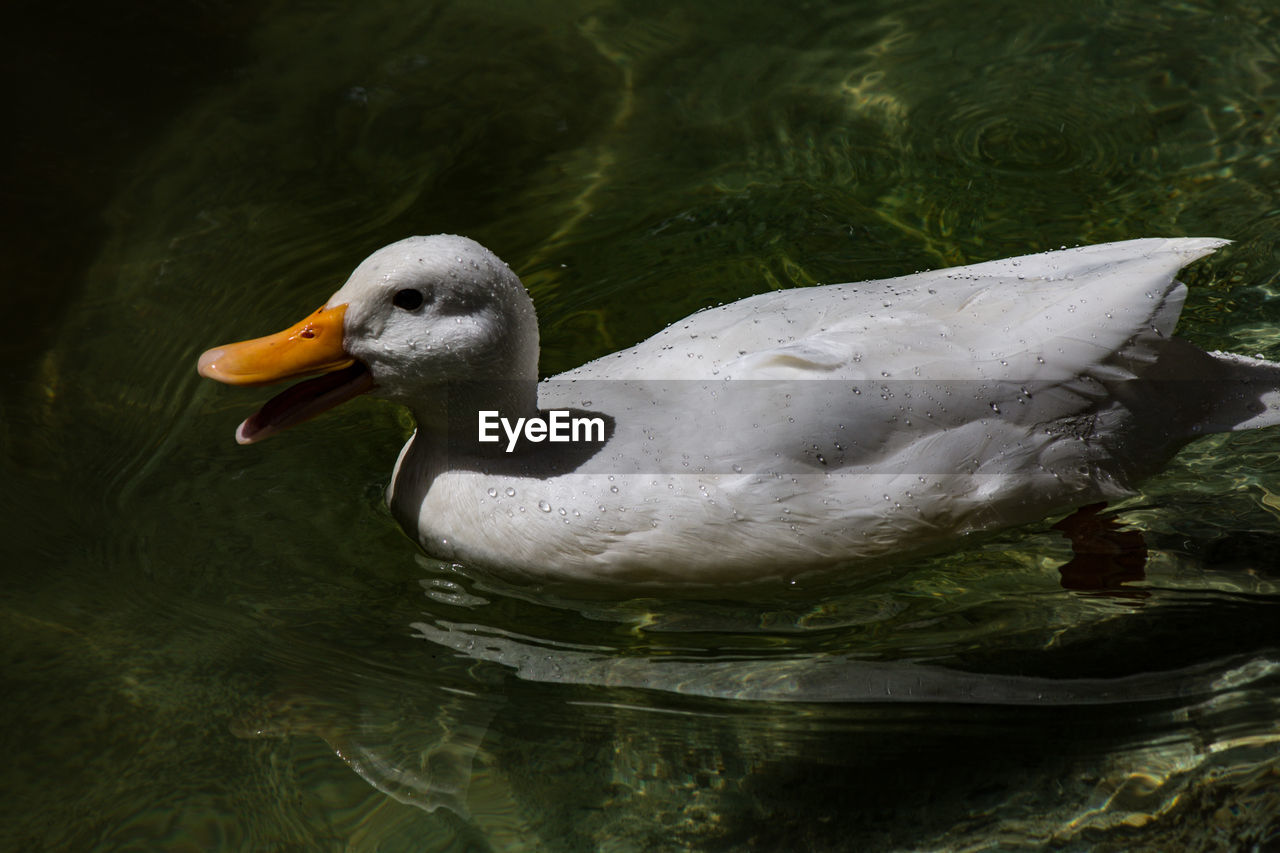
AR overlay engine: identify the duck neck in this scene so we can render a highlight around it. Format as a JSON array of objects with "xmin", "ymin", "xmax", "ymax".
[{"xmin": 408, "ymin": 378, "xmax": 541, "ymax": 458}]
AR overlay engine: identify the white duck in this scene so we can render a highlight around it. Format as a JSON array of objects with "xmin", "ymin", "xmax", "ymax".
[{"xmin": 198, "ymin": 236, "xmax": 1280, "ymax": 590}]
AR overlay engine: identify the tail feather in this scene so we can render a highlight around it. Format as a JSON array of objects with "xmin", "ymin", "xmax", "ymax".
[{"xmin": 1200, "ymin": 351, "xmax": 1280, "ymax": 433}]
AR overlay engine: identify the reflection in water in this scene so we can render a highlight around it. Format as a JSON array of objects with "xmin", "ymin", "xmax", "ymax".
[
  {"xmin": 9, "ymin": 0, "xmax": 1280, "ymax": 848},
  {"xmin": 219, "ymin": 564, "xmax": 1280, "ymax": 848},
  {"xmin": 409, "ymin": 618, "xmax": 1279, "ymax": 707}
]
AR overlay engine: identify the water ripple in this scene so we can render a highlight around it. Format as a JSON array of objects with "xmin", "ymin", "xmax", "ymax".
[{"xmin": 916, "ymin": 72, "xmax": 1154, "ymax": 181}]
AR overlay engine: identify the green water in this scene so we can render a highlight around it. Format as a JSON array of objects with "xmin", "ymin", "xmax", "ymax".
[{"xmin": 7, "ymin": 0, "xmax": 1280, "ymax": 849}]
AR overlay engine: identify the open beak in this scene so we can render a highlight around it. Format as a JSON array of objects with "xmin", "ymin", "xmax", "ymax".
[{"xmin": 197, "ymin": 304, "xmax": 375, "ymax": 444}]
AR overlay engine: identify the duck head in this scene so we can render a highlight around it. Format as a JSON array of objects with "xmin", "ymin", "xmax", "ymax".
[{"xmin": 198, "ymin": 235, "xmax": 540, "ymax": 443}]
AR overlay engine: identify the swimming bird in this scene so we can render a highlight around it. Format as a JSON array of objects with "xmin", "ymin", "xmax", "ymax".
[{"xmin": 197, "ymin": 236, "xmax": 1280, "ymax": 590}]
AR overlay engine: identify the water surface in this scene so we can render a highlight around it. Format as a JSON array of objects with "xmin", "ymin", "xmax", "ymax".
[{"xmin": 6, "ymin": 0, "xmax": 1280, "ymax": 849}]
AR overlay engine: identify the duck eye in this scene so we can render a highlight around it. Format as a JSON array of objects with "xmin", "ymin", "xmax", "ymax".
[{"xmin": 393, "ymin": 288, "xmax": 425, "ymax": 310}]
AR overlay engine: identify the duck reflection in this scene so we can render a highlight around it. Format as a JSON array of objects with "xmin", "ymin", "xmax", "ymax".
[{"xmin": 229, "ymin": 570, "xmax": 1280, "ymax": 849}]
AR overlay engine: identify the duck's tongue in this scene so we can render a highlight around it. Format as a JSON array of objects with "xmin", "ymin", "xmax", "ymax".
[
  {"xmin": 198, "ymin": 303, "xmax": 375, "ymax": 443},
  {"xmin": 236, "ymin": 362, "xmax": 374, "ymax": 444}
]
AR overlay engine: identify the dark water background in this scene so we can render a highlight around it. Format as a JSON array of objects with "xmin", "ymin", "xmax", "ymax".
[{"xmin": 6, "ymin": 0, "xmax": 1280, "ymax": 849}]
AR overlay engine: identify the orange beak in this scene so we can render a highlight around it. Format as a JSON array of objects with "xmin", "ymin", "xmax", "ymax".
[
  {"xmin": 197, "ymin": 304, "xmax": 375, "ymax": 444},
  {"xmin": 197, "ymin": 304, "xmax": 352, "ymax": 386}
]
